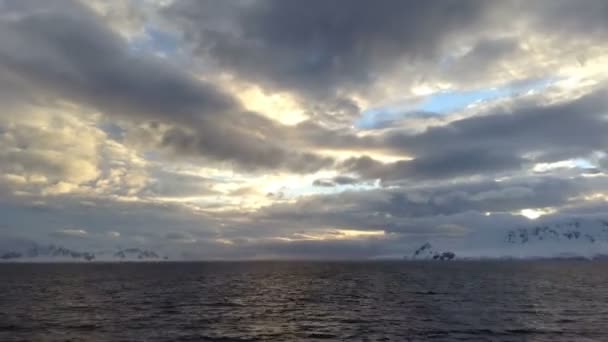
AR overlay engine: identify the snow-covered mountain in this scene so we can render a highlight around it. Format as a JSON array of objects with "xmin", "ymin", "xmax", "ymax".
[
  {"xmin": 408, "ymin": 218, "xmax": 608, "ymax": 260},
  {"xmin": 112, "ymin": 248, "xmax": 161, "ymax": 260},
  {"xmin": 411, "ymin": 242, "xmax": 456, "ymax": 260},
  {"xmin": 0, "ymin": 243, "xmax": 168, "ymax": 262}
]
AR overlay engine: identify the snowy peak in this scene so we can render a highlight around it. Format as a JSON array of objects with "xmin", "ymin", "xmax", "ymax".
[
  {"xmin": 0, "ymin": 244, "xmax": 167, "ymax": 262},
  {"xmin": 408, "ymin": 218, "xmax": 608, "ymax": 260},
  {"xmin": 1, "ymin": 245, "xmax": 95, "ymax": 261},
  {"xmin": 113, "ymin": 248, "xmax": 161, "ymax": 260},
  {"xmin": 505, "ymin": 220, "xmax": 608, "ymax": 245},
  {"xmin": 411, "ymin": 242, "xmax": 456, "ymax": 260}
]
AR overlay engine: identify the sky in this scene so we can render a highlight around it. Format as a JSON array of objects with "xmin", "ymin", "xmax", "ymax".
[{"xmin": 1, "ymin": 0, "xmax": 608, "ymax": 259}]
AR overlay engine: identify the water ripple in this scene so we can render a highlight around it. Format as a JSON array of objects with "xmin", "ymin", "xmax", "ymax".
[{"xmin": 1, "ymin": 261, "xmax": 607, "ymax": 341}]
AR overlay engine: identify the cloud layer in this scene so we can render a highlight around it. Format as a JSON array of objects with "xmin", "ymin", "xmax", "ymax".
[{"xmin": 1, "ymin": 0, "xmax": 608, "ymax": 259}]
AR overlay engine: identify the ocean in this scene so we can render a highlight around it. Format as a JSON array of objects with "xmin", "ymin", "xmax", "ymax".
[{"xmin": 1, "ymin": 261, "xmax": 607, "ymax": 341}]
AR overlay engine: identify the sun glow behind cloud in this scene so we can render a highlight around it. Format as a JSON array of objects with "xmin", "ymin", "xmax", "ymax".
[
  {"xmin": 278, "ymin": 229, "xmax": 386, "ymax": 242},
  {"xmin": 520, "ymin": 208, "xmax": 556, "ymax": 220},
  {"xmin": 230, "ymin": 83, "xmax": 309, "ymax": 125}
]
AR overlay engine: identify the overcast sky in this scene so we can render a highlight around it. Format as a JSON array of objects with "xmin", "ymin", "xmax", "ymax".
[{"xmin": 1, "ymin": 0, "xmax": 608, "ymax": 259}]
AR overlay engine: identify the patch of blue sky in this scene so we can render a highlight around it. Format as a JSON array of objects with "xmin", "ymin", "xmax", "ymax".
[
  {"xmin": 419, "ymin": 87, "xmax": 506, "ymax": 113},
  {"xmin": 287, "ymin": 180, "xmax": 380, "ymax": 198},
  {"xmin": 419, "ymin": 78, "xmax": 555, "ymax": 113},
  {"xmin": 129, "ymin": 26, "xmax": 179, "ymax": 56},
  {"xmin": 97, "ymin": 122, "xmax": 125, "ymax": 141},
  {"xmin": 574, "ymin": 158, "xmax": 595, "ymax": 169},
  {"xmin": 356, "ymin": 108, "xmax": 399, "ymax": 129},
  {"xmin": 357, "ymin": 78, "xmax": 555, "ymax": 129}
]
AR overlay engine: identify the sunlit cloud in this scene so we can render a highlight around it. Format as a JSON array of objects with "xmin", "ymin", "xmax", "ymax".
[
  {"xmin": 519, "ymin": 208, "xmax": 556, "ymax": 220},
  {"xmin": 283, "ymin": 229, "xmax": 386, "ymax": 242}
]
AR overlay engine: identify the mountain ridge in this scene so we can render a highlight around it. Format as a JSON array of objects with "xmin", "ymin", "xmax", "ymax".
[
  {"xmin": 408, "ymin": 218, "xmax": 608, "ymax": 260},
  {"xmin": 0, "ymin": 244, "xmax": 168, "ymax": 262}
]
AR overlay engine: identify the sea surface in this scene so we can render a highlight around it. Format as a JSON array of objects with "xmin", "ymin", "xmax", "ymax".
[{"xmin": 1, "ymin": 261, "xmax": 607, "ymax": 341}]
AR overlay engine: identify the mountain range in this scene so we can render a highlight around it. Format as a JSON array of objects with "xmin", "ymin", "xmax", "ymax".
[
  {"xmin": 4, "ymin": 218, "xmax": 608, "ymax": 262},
  {"xmin": 0, "ymin": 244, "xmax": 167, "ymax": 262},
  {"xmin": 409, "ymin": 218, "xmax": 608, "ymax": 260}
]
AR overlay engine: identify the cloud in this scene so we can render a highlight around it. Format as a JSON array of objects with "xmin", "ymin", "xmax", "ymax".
[
  {"xmin": 158, "ymin": 124, "xmax": 335, "ymax": 172},
  {"xmin": 527, "ymin": 0, "xmax": 608, "ymax": 39},
  {"xmin": 166, "ymin": 0, "xmax": 486, "ymax": 93},
  {"xmin": 312, "ymin": 175, "xmax": 360, "ymax": 187},
  {"xmin": 329, "ymin": 85, "xmax": 608, "ymax": 183},
  {"xmin": 249, "ymin": 174, "xmax": 608, "ymax": 238},
  {"xmin": 165, "ymin": 232, "xmax": 197, "ymax": 244},
  {"xmin": 143, "ymin": 170, "xmax": 217, "ymax": 198},
  {"xmin": 107, "ymin": 231, "xmax": 121, "ymax": 238},
  {"xmin": 1, "ymin": 1, "xmax": 608, "ymax": 259},
  {"xmin": 0, "ymin": 0, "xmax": 333, "ymax": 172},
  {"xmin": 164, "ymin": 1, "xmax": 608, "ymax": 111},
  {"xmin": 342, "ymin": 149, "xmax": 527, "ymax": 182},
  {"xmin": 50, "ymin": 228, "xmax": 88, "ymax": 239},
  {"xmin": 164, "ymin": 0, "xmax": 491, "ymax": 121},
  {"xmin": 0, "ymin": 0, "xmax": 238, "ymax": 123}
]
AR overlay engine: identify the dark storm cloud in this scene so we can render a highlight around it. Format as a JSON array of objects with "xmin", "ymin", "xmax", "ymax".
[
  {"xmin": 527, "ymin": 0, "xmax": 608, "ymax": 38},
  {"xmin": 0, "ymin": 0, "xmax": 238, "ymax": 124},
  {"xmin": 160, "ymin": 125, "xmax": 334, "ymax": 173},
  {"xmin": 255, "ymin": 175, "xmax": 606, "ymax": 234},
  {"xmin": 290, "ymin": 120, "xmax": 372, "ymax": 150},
  {"xmin": 165, "ymin": 0, "xmax": 488, "ymax": 100},
  {"xmin": 4, "ymin": 0, "xmax": 605, "ymax": 176},
  {"xmin": 0, "ymin": 68, "xmax": 38, "ymax": 112},
  {"xmin": 312, "ymin": 179, "xmax": 335, "ymax": 188},
  {"xmin": 385, "ymin": 86, "xmax": 608, "ymax": 163},
  {"xmin": 333, "ymin": 176, "xmax": 360, "ymax": 185},
  {"xmin": 377, "ymin": 177, "xmax": 586, "ymax": 220},
  {"xmin": 142, "ymin": 170, "xmax": 217, "ymax": 198},
  {"xmin": 330, "ymin": 85, "xmax": 608, "ymax": 183},
  {"xmin": 313, "ymin": 175, "xmax": 360, "ymax": 187},
  {"xmin": 441, "ymin": 37, "xmax": 526, "ymax": 85},
  {"xmin": 0, "ymin": 192, "xmax": 221, "ymax": 248},
  {"xmin": 342, "ymin": 149, "xmax": 527, "ymax": 182},
  {"xmin": 3, "ymin": 0, "xmax": 608, "ymax": 259},
  {"xmin": 163, "ymin": 0, "xmax": 608, "ymax": 122},
  {"xmin": 0, "ymin": 0, "xmax": 332, "ymax": 172},
  {"xmin": 2, "ymin": 172, "xmax": 607, "ymax": 259}
]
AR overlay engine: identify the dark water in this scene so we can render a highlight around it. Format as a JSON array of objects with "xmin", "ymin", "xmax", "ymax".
[{"xmin": 1, "ymin": 261, "xmax": 607, "ymax": 342}]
